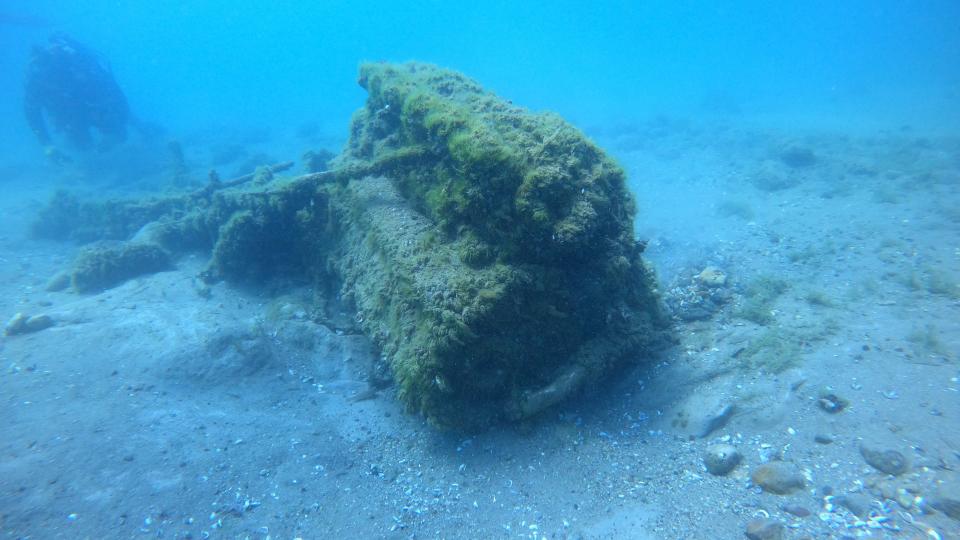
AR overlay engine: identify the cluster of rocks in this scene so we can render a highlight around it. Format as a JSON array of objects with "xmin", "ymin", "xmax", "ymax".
[
  {"xmin": 697, "ymin": 435, "xmax": 959, "ymax": 537},
  {"xmin": 4, "ymin": 312, "xmax": 54, "ymax": 336},
  {"xmin": 663, "ymin": 266, "xmax": 733, "ymax": 321}
]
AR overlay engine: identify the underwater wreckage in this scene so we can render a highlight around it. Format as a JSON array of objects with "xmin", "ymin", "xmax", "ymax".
[{"xmin": 32, "ymin": 62, "xmax": 668, "ymax": 430}]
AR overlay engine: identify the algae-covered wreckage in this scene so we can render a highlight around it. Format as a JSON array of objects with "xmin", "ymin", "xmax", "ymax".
[{"xmin": 32, "ymin": 62, "xmax": 668, "ymax": 430}]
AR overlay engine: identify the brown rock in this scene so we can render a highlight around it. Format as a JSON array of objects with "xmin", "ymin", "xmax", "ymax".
[
  {"xmin": 45, "ymin": 271, "xmax": 70, "ymax": 292},
  {"xmin": 836, "ymin": 494, "xmax": 870, "ymax": 518},
  {"xmin": 859, "ymin": 441, "xmax": 908, "ymax": 476},
  {"xmin": 745, "ymin": 518, "xmax": 784, "ymax": 540},
  {"xmin": 931, "ymin": 476, "xmax": 960, "ymax": 520},
  {"xmin": 751, "ymin": 462, "xmax": 805, "ymax": 495},
  {"xmin": 780, "ymin": 504, "xmax": 810, "ymax": 518},
  {"xmin": 703, "ymin": 443, "xmax": 742, "ymax": 476},
  {"xmin": 697, "ymin": 266, "xmax": 727, "ymax": 288},
  {"xmin": 4, "ymin": 312, "xmax": 28, "ymax": 335},
  {"xmin": 4, "ymin": 313, "xmax": 54, "ymax": 336}
]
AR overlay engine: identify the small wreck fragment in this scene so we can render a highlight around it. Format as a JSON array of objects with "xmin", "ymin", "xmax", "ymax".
[{"xmin": 32, "ymin": 62, "xmax": 667, "ymax": 429}]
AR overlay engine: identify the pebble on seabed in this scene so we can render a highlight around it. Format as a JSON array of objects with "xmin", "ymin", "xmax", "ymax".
[
  {"xmin": 859, "ymin": 441, "xmax": 909, "ymax": 476},
  {"xmin": 816, "ymin": 393, "xmax": 848, "ymax": 414},
  {"xmin": 751, "ymin": 462, "xmax": 805, "ymax": 495},
  {"xmin": 745, "ymin": 517, "xmax": 784, "ymax": 540},
  {"xmin": 835, "ymin": 493, "xmax": 871, "ymax": 518},
  {"xmin": 703, "ymin": 443, "xmax": 742, "ymax": 476},
  {"xmin": 780, "ymin": 504, "xmax": 810, "ymax": 518},
  {"xmin": 930, "ymin": 475, "xmax": 960, "ymax": 520},
  {"xmin": 696, "ymin": 266, "xmax": 727, "ymax": 287}
]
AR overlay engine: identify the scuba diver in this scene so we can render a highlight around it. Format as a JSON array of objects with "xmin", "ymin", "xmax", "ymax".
[{"xmin": 24, "ymin": 34, "xmax": 132, "ymax": 164}]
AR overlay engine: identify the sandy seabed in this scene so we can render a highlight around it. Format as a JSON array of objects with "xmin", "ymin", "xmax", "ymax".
[{"xmin": 2, "ymin": 118, "xmax": 959, "ymax": 539}]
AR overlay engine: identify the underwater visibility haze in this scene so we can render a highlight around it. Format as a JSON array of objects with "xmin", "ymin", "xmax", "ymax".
[{"xmin": 1, "ymin": 2, "xmax": 959, "ymax": 538}]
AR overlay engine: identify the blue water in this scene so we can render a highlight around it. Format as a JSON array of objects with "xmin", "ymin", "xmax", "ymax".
[{"xmin": 2, "ymin": 1, "xmax": 958, "ymax": 168}]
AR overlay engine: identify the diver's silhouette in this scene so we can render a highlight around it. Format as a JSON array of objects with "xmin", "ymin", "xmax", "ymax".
[{"xmin": 24, "ymin": 34, "xmax": 131, "ymax": 164}]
